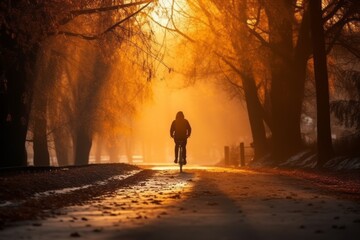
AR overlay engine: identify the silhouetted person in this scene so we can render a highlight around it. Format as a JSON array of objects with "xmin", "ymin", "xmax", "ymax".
[{"xmin": 170, "ymin": 111, "xmax": 191, "ymax": 165}]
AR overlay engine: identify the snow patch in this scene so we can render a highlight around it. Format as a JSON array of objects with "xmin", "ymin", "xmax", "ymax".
[
  {"xmin": 0, "ymin": 170, "xmax": 141, "ymax": 208},
  {"xmin": 325, "ymin": 157, "xmax": 360, "ymax": 170},
  {"xmin": 278, "ymin": 151, "xmax": 317, "ymax": 168},
  {"xmin": 249, "ymin": 150, "xmax": 360, "ymax": 170}
]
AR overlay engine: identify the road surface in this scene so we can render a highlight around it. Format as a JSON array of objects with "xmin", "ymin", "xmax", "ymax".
[{"xmin": 1, "ymin": 166, "xmax": 359, "ymax": 239}]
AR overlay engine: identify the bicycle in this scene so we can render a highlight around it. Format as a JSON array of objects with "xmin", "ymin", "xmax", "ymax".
[{"xmin": 176, "ymin": 140, "xmax": 186, "ymax": 173}]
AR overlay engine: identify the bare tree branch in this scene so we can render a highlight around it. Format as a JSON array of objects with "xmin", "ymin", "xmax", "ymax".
[
  {"xmin": 54, "ymin": 2, "xmax": 152, "ymax": 41},
  {"xmin": 246, "ymin": 26, "xmax": 289, "ymax": 61},
  {"xmin": 166, "ymin": 0, "xmax": 195, "ymax": 43},
  {"xmin": 325, "ymin": 14, "xmax": 358, "ymax": 53},
  {"xmin": 215, "ymin": 51, "xmax": 272, "ymax": 130},
  {"xmin": 322, "ymin": 0, "xmax": 345, "ymax": 23},
  {"xmin": 147, "ymin": 14, "xmax": 195, "ymax": 42},
  {"xmin": 59, "ymin": 0, "xmax": 156, "ymax": 25},
  {"xmin": 336, "ymin": 37, "xmax": 360, "ymax": 58}
]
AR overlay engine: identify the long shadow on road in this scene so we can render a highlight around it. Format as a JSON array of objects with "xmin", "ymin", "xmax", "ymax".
[
  {"xmin": 111, "ymin": 169, "xmax": 360, "ymax": 240},
  {"xmin": 110, "ymin": 170, "xmax": 258, "ymax": 240},
  {"xmin": 1, "ymin": 167, "xmax": 359, "ymax": 240}
]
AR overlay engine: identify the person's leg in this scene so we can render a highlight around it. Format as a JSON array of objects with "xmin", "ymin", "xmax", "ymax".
[
  {"xmin": 174, "ymin": 140, "xmax": 179, "ymax": 163},
  {"xmin": 183, "ymin": 139, "xmax": 188, "ymax": 164}
]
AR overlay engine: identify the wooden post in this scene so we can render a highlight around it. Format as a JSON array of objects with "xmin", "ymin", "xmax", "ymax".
[
  {"xmin": 240, "ymin": 142, "xmax": 245, "ymax": 167},
  {"xmin": 224, "ymin": 146, "xmax": 230, "ymax": 165}
]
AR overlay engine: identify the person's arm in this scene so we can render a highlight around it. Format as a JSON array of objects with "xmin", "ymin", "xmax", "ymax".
[
  {"xmin": 170, "ymin": 121, "xmax": 175, "ymax": 138},
  {"xmin": 186, "ymin": 120, "xmax": 192, "ymax": 138}
]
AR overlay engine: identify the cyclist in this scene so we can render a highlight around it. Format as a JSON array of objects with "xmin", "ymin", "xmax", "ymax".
[{"xmin": 170, "ymin": 111, "xmax": 192, "ymax": 165}]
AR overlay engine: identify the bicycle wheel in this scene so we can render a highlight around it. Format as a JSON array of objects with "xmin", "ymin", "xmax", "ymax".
[{"xmin": 179, "ymin": 144, "xmax": 183, "ymax": 173}]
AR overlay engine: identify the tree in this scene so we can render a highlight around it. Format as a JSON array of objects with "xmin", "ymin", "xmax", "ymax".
[
  {"xmin": 215, "ymin": 0, "xmax": 270, "ymax": 160},
  {"xmin": 260, "ymin": 0, "xmax": 312, "ymax": 162},
  {"xmin": 309, "ymin": 0, "xmax": 334, "ymax": 167},
  {"xmin": 181, "ymin": 0, "xmax": 311, "ymax": 162},
  {"xmin": 31, "ymin": 50, "xmax": 53, "ymax": 166},
  {"xmin": 184, "ymin": 0, "xmax": 270, "ymax": 160},
  {"xmin": 0, "ymin": 0, "xmax": 156, "ymax": 167}
]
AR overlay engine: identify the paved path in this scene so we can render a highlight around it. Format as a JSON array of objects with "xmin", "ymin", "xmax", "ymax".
[{"xmin": 1, "ymin": 166, "xmax": 360, "ymax": 239}]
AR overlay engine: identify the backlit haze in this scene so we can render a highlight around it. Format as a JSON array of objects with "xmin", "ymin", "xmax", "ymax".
[
  {"xmin": 131, "ymin": 78, "xmax": 251, "ymax": 165},
  {"xmin": 25, "ymin": 0, "xmax": 252, "ymax": 166},
  {"xmin": 130, "ymin": 0, "xmax": 251, "ymax": 165}
]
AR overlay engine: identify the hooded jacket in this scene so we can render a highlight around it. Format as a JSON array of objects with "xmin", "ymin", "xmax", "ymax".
[{"xmin": 170, "ymin": 111, "xmax": 191, "ymax": 140}]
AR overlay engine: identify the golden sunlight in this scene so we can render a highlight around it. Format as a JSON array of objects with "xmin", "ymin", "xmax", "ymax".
[
  {"xmin": 150, "ymin": 0, "xmax": 189, "ymax": 28},
  {"xmin": 2, "ymin": 0, "xmax": 360, "ymax": 238},
  {"xmin": 150, "ymin": 0, "xmax": 174, "ymax": 26},
  {"xmin": 130, "ymin": 80, "xmax": 251, "ymax": 166}
]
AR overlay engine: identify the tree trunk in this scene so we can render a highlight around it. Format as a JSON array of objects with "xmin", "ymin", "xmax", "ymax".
[
  {"xmin": 0, "ymin": 53, "xmax": 30, "ymax": 167},
  {"xmin": 33, "ymin": 93, "xmax": 50, "ymax": 166},
  {"xmin": 95, "ymin": 135, "xmax": 102, "ymax": 163},
  {"xmin": 242, "ymin": 75, "xmax": 268, "ymax": 159},
  {"xmin": 221, "ymin": 57, "xmax": 269, "ymax": 160},
  {"xmin": 53, "ymin": 127, "xmax": 72, "ymax": 166},
  {"xmin": 33, "ymin": 117, "xmax": 50, "ymax": 166},
  {"xmin": 108, "ymin": 144, "xmax": 119, "ymax": 162},
  {"xmin": 309, "ymin": 0, "xmax": 334, "ymax": 167},
  {"xmin": 125, "ymin": 136, "xmax": 133, "ymax": 164},
  {"xmin": 235, "ymin": 0, "xmax": 269, "ymax": 160},
  {"xmin": 72, "ymin": 44, "xmax": 110, "ymax": 165},
  {"xmin": 265, "ymin": 1, "xmax": 304, "ymax": 162},
  {"xmin": 0, "ymin": 26, "xmax": 40, "ymax": 167},
  {"xmin": 74, "ymin": 126, "xmax": 92, "ymax": 165}
]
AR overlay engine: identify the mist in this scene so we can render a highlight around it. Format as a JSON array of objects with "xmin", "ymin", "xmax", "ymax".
[
  {"xmin": 5, "ymin": 0, "xmax": 355, "ymax": 168},
  {"xmin": 131, "ymin": 78, "xmax": 251, "ymax": 165}
]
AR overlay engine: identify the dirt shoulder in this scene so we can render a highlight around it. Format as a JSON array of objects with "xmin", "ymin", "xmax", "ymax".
[
  {"xmin": 0, "ymin": 164, "xmax": 138, "ymax": 201},
  {"xmin": 248, "ymin": 167, "xmax": 360, "ymax": 199},
  {"xmin": 0, "ymin": 164, "xmax": 154, "ymax": 228}
]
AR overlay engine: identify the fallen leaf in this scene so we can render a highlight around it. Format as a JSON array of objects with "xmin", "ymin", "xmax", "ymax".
[{"xmin": 70, "ymin": 232, "xmax": 81, "ymax": 237}]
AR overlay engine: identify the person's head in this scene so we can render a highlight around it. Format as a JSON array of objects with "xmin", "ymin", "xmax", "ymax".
[{"xmin": 176, "ymin": 111, "xmax": 184, "ymax": 120}]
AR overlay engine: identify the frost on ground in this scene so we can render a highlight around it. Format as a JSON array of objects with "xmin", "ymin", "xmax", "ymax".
[
  {"xmin": 0, "ymin": 169, "xmax": 194, "ymax": 239},
  {"xmin": 250, "ymin": 150, "xmax": 360, "ymax": 170},
  {"xmin": 0, "ymin": 167, "xmax": 360, "ymax": 240},
  {"xmin": 0, "ymin": 164, "xmax": 144, "ymax": 226}
]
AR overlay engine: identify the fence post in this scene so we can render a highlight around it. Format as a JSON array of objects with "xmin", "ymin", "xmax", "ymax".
[
  {"xmin": 224, "ymin": 146, "xmax": 230, "ymax": 165},
  {"xmin": 240, "ymin": 142, "xmax": 245, "ymax": 167}
]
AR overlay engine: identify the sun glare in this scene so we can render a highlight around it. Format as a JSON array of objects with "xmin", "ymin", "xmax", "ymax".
[
  {"xmin": 150, "ymin": 0, "xmax": 173, "ymax": 26},
  {"xmin": 150, "ymin": 0, "xmax": 189, "ymax": 28}
]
